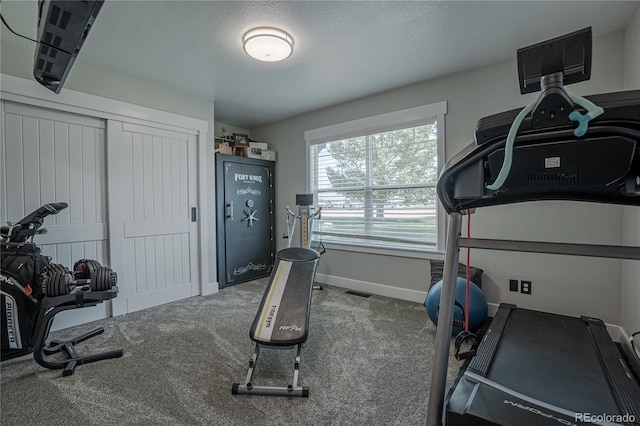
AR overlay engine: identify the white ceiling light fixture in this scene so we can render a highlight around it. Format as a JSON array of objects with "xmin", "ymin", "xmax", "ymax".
[{"xmin": 243, "ymin": 27, "xmax": 294, "ymax": 62}]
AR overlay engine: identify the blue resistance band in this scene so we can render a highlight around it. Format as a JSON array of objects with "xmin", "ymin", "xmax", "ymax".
[{"xmin": 486, "ymin": 94, "xmax": 604, "ymax": 191}]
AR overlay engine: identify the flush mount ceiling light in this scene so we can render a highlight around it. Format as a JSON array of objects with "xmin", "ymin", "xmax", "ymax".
[{"xmin": 243, "ymin": 27, "xmax": 293, "ymax": 62}]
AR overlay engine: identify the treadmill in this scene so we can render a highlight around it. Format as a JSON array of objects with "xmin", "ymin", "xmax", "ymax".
[{"xmin": 426, "ymin": 28, "xmax": 640, "ymax": 426}]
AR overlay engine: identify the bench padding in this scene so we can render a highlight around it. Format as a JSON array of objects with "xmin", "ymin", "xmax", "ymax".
[{"xmin": 250, "ymin": 248, "xmax": 320, "ymax": 346}]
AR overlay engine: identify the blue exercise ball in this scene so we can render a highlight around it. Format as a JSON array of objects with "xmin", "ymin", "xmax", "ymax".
[{"xmin": 425, "ymin": 277, "xmax": 488, "ymax": 336}]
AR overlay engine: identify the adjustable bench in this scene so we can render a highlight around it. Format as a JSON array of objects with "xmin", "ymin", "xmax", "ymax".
[{"xmin": 232, "ymin": 247, "xmax": 320, "ymax": 397}]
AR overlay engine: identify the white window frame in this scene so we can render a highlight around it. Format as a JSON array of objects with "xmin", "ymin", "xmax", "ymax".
[{"xmin": 305, "ymin": 101, "xmax": 447, "ymax": 257}]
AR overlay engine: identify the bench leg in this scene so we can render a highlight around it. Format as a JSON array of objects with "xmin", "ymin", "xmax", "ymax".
[{"xmin": 232, "ymin": 343, "xmax": 309, "ymax": 397}]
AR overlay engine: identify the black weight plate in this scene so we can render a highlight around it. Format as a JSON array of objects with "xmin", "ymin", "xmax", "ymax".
[
  {"xmin": 43, "ymin": 263, "xmax": 69, "ymax": 278},
  {"xmin": 74, "ymin": 259, "xmax": 102, "ymax": 279},
  {"xmin": 47, "ymin": 271, "xmax": 70, "ymax": 297},
  {"xmin": 90, "ymin": 267, "xmax": 112, "ymax": 291}
]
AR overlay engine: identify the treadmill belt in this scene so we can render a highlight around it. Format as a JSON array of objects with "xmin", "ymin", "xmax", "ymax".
[
  {"xmin": 489, "ymin": 309, "xmax": 619, "ymax": 414},
  {"xmin": 446, "ymin": 305, "xmax": 640, "ymax": 425}
]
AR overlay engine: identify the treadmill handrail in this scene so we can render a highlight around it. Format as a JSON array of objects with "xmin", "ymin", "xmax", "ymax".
[{"xmin": 459, "ymin": 237, "xmax": 640, "ymax": 261}]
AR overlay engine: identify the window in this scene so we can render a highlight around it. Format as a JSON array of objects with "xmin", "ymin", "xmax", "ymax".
[{"xmin": 305, "ymin": 102, "xmax": 446, "ymax": 252}]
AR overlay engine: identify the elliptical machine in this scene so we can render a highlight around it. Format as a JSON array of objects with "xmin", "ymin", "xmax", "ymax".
[{"xmin": 1, "ymin": 202, "xmax": 122, "ymax": 376}]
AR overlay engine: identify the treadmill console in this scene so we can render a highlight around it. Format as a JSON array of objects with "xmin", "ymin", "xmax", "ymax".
[{"xmin": 437, "ymin": 26, "xmax": 640, "ymax": 214}]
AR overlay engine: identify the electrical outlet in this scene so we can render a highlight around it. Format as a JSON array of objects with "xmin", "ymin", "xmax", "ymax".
[
  {"xmin": 521, "ymin": 280, "xmax": 532, "ymax": 295},
  {"xmin": 509, "ymin": 279, "xmax": 519, "ymax": 292}
]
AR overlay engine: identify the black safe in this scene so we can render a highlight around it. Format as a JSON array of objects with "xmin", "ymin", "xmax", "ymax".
[{"xmin": 215, "ymin": 154, "xmax": 276, "ymax": 288}]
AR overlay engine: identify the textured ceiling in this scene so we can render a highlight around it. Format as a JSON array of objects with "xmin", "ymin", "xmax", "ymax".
[{"xmin": 1, "ymin": 1, "xmax": 638, "ymax": 129}]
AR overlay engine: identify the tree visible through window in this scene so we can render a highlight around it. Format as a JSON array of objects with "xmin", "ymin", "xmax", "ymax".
[{"xmin": 309, "ymin": 122, "xmax": 440, "ymax": 250}]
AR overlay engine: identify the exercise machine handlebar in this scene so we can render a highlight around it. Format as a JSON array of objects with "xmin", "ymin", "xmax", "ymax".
[{"xmin": 283, "ymin": 205, "xmax": 322, "ymax": 249}]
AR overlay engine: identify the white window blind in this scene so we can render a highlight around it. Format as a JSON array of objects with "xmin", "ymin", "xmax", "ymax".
[{"xmin": 305, "ymin": 102, "xmax": 446, "ymax": 251}]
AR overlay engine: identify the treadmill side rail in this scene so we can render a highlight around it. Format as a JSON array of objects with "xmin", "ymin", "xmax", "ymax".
[
  {"xmin": 584, "ymin": 317, "xmax": 640, "ymax": 420},
  {"xmin": 467, "ymin": 303, "xmax": 515, "ymax": 377}
]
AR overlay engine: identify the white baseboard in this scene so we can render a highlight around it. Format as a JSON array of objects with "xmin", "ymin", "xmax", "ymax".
[
  {"xmin": 314, "ymin": 275, "xmax": 534, "ymax": 317},
  {"xmin": 606, "ymin": 323, "xmax": 624, "ymax": 343},
  {"xmin": 617, "ymin": 325, "xmax": 640, "ymax": 357},
  {"xmin": 201, "ymin": 281, "xmax": 219, "ymax": 296},
  {"xmin": 315, "ymin": 274, "xmax": 506, "ymax": 314},
  {"xmin": 487, "ymin": 302, "xmax": 500, "ymax": 318},
  {"xmin": 315, "ymin": 273, "xmax": 426, "ymax": 304}
]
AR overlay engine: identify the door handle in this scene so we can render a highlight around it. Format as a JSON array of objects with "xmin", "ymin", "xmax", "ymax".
[
  {"xmin": 226, "ymin": 202, "xmax": 234, "ymax": 220},
  {"xmin": 241, "ymin": 209, "xmax": 259, "ymax": 227}
]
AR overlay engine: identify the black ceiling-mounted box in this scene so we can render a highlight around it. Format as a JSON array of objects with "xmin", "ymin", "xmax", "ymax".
[{"xmin": 33, "ymin": 0, "xmax": 104, "ymax": 93}]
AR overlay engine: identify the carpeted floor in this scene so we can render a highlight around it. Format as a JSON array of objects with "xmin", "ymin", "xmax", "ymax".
[{"xmin": 1, "ymin": 279, "xmax": 460, "ymax": 425}]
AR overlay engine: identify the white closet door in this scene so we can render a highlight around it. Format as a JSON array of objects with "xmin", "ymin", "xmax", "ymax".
[
  {"xmin": 1, "ymin": 101, "xmax": 108, "ymax": 329},
  {"xmin": 115, "ymin": 122, "xmax": 199, "ymax": 313}
]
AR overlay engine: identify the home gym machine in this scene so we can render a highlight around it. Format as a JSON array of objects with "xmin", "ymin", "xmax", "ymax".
[
  {"xmin": 426, "ymin": 28, "xmax": 640, "ymax": 425},
  {"xmin": 232, "ymin": 194, "xmax": 322, "ymax": 396},
  {"xmin": 1, "ymin": 202, "xmax": 122, "ymax": 376},
  {"xmin": 284, "ymin": 193, "xmax": 325, "ymax": 289},
  {"xmin": 283, "ymin": 194, "xmax": 324, "ymax": 252}
]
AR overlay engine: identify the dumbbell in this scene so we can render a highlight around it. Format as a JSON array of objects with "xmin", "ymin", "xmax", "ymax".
[
  {"xmin": 44, "ymin": 271, "xmax": 74, "ymax": 297},
  {"xmin": 73, "ymin": 259, "xmax": 102, "ymax": 279},
  {"xmin": 41, "ymin": 264, "xmax": 72, "ymax": 296},
  {"xmin": 45, "ymin": 267, "xmax": 116, "ymax": 296},
  {"xmin": 45, "ymin": 262, "xmax": 116, "ymax": 295},
  {"xmin": 90, "ymin": 267, "xmax": 117, "ymax": 291}
]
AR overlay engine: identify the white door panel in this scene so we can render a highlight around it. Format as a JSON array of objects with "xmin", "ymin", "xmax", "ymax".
[
  {"xmin": 116, "ymin": 122, "xmax": 198, "ymax": 313},
  {"xmin": 1, "ymin": 101, "xmax": 108, "ymax": 330},
  {"xmin": 2, "ymin": 102, "xmax": 200, "ymax": 322}
]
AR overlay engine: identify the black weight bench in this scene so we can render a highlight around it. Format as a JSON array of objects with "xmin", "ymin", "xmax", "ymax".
[{"xmin": 232, "ymin": 247, "xmax": 320, "ymax": 397}]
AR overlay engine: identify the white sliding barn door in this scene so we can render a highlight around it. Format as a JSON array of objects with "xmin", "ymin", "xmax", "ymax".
[
  {"xmin": 1, "ymin": 101, "xmax": 108, "ymax": 329},
  {"xmin": 112, "ymin": 122, "xmax": 199, "ymax": 313}
]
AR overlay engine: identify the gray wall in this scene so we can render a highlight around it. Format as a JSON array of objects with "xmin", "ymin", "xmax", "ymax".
[
  {"xmin": 252, "ymin": 31, "xmax": 630, "ymax": 324},
  {"xmin": 0, "ymin": 40, "xmax": 215, "ymax": 136},
  {"xmin": 622, "ymin": 5, "xmax": 640, "ymax": 340},
  {"xmin": 213, "ymin": 122, "xmax": 251, "ymax": 139}
]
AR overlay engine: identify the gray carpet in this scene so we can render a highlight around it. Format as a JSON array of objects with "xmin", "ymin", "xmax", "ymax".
[{"xmin": 1, "ymin": 279, "xmax": 460, "ymax": 425}]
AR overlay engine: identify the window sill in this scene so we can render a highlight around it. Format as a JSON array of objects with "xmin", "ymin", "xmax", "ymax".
[{"xmin": 312, "ymin": 240, "xmax": 446, "ymax": 260}]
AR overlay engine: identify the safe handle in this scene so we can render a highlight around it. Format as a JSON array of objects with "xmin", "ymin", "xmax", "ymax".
[{"xmin": 226, "ymin": 202, "xmax": 234, "ymax": 220}]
